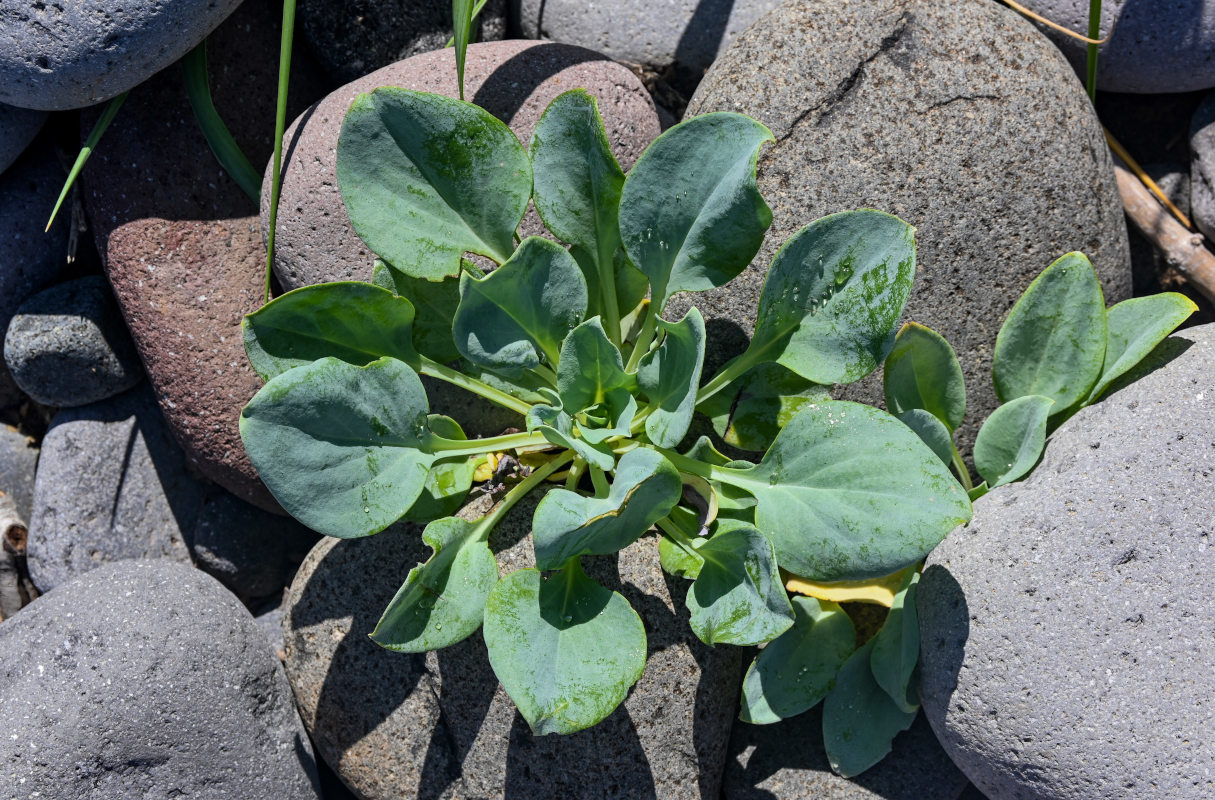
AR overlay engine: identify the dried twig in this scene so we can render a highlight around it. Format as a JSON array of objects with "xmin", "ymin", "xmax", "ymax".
[
  {"xmin": 1113, "ymin": 160, "xmax": 1215, "ymax": 305},
  {"xmin": 0, "ymin": 492, "xmax": 38, "ymax": 620}
]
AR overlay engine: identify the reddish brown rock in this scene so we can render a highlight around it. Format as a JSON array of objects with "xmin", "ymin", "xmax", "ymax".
[
  {"xmin": 264, "ymin": 39, "xmax": 662, "ymax": 290},
  {"xmin": 81, "ymin": 0, "xmax": 329, "ymax": 512}
]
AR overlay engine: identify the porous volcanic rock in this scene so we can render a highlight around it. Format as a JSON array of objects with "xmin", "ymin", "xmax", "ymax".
[
  {"xmin": 0, "ymin": 0, "xmax": 243, "ymax": 110},
  {"xmin": 0, "ymin": 103, "xmax": 44, "ymax": 174},
  {"xmin": 0, "ymin": 559, "xmax": 322, "ymax": 799},
  {"xmin": 917, "ymin": 323, "xmax": 1215, "ymax": 800},
  {"xmin": 683, "ymin": 0, "xmax": 1131, "ymax": 455}
]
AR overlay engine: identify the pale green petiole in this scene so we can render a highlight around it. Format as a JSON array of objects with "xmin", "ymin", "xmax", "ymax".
[
  {"xmin": 624, "ymin": 310, "xmax": 658, "ymax": 373},
  {"xmin": 428, "ymin": 429, "xmax": 551, "ymax": 459},
  {"xmin": 472, "ymin": 450, "xmax": 574, "ymax": 541},
  {"xmin": 590, "ymin": 464, "xmax": 610, "ymax": 496},
  {"xmin": 949, "ymin": 444, "xmax": 973, "ymax": 493},
  {"xmin": 418, "ymin": 355, "xmax": 532, "ymax": 416},
  {"xmin": 656, "ymin": 516, "xmax": 700, "ymax": 558}
]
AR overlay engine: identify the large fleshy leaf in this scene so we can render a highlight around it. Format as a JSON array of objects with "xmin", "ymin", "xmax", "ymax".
[
  {"xmin": 532, "ymin": 447, "xmax": 681, "ymax": 569},
  {"xmin": 739, "ymin": 596, "xmax": 855, "ymax": 724},
  {"xmin": 453, "ymin": 237, "xmax": 588, "ymax": 372},
  {"xmin": 698, "ymin": 362, "xmax": 830, "ymax": 452},
  {"xmin": 745, "ymin": 211, "xmax": 916, "ymax": 385},
  {"xmin": 403, "ymin": 415, "xmax": 475, "ymax": 523},
  {"xmin": 637, "ymin": 308, "xmax": 706, "ymax": 448},
  {"xmin": 239, "ymin": 357, "xmax": 436, "ymax": 537},
  {"xmin": 337, "ymin": 88, "xmax": 531, "ymax": 279},
  {"xmin": 686, "ymin": 526, "xmax": 793, "ymax": 646},
  {"xmin": 557, "ymin": 317, "xmax": 631, "ymax": 413},
  {"xmin": 714, "ymin": 401, "xmax": 971, "ymax": 581},
  {"xmin": 619, "ymin": 112, "xmax": 773, "ymax": 310},
  {"xmin": 869, "ymin": 569, "xmax": 920, "ymax": 713},
  {"xmin": 895, "ymin": 409, "xmax": 953, "ymax": 467},
  {"xmin": 242, "ymin": 282, "xmax": 418, "ymax": 380},
  {"xmin": 530, "ymin": 90, "xmax": 645, "ymax": 320},
  {"xmin": 370, "ymin": 516, "xmax": 497, "ymax": 652},
  {"xmin": 1088, "ymin": 293, "xmax": 1197, "ymax": 403},
  {"xmin": 992, "ymin": 252, "xmax": 1106, "ymax": 412},
  {"xmin": 483, "ymin": 562, "xmax": 647, "ymax": 735},
  {"xmin": 822, "ymin": 638, "xmax": 918, "ymax": 778},
  {"xmin": 973, "ymin": 394, "xmax": 1054, "ymax": 488},
  {"xmin": 883, "ymin": 322, "xmax": 965, "ymax": 432},
  {"xmin": 372, "ymin": 260, "xmax": 462, "ymax": 363}
]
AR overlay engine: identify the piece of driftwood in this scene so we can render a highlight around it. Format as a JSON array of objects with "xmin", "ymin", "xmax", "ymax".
[
  {"xmin": 1113, "ymin": 161, "xmax": 1215, "ymax": 305},
  {"xmin": 0, "ymin": 491, "xmax": 38, "ymax": 620}
]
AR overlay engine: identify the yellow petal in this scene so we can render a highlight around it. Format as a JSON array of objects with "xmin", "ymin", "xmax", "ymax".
[{"xmin": 783, "ymin": 564, "xmax": 918, "ymax": 608}]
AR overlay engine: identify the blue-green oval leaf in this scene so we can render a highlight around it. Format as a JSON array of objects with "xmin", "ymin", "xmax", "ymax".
[
  {"xmin": 869, "ymin": 569, "xmax": 920, "ymax": 713},
  {"xmin": 239, "ymin": 357, "xmax": 436, "ymax": 537},
  {"xmin": 1088, "ymin": 292, "xmax": 1198, "ymax": 403},
  {"xmin": 973, "ymin": 394, "xmax": 1054, "ymax": 488},
  {"xmin": 746, "ymin": 210, "xmax": 916, "ymax": 385},
  {"xmin": 483, "ymin": 562, "xmax": 646, "ymax": 735},
  {"xmin": 453, "ymin": 237, "xmax": 588, "ymax": 372},
  {"xmin": 372, "ymin": 259, "xmax": 463, "ymax": 363},
  {"xmin": 740, "ymin": 596, "xmax": 856, "ymax": 724},
  {"xmin": 686, "ymin": 526, "xmax": 793, "ymax": 646},
  {"xmin": 992, "ymin": 252, "xmax": 1106, "ymax": 411},
  {"xmin": 714, "ymin": 401, "xmax": 972, "ymax": 581},
  {"xmin": 557, "ymin": 316, "xmax": 630, "ymax": 413},
  {"xmin": 370, "ymin": 516, "xmax": 498, "ymax": 652},
  {"xmin": 337, "ymin": 88, "xmax": 531, "ymax": 279},
  {"xmin": 533, "ymin": 447, "xmax": 681, "ymax": 570},
  {"xmin": 822, "ymin": 638, "xmax": 918, "ymax": 778},
  {"xmin": 637, "ymin": 307, "xmax": 706, "ymax": 448},
  {"xmin": 697, "ymin": 362, "xmax": 831, "ymax": 453},
  {"xmin": 619, "ymin": 112, "xmax": 773, "ymax": 310},
  {"xmin": 896, "ymin": 409, "xmax": 953, "ymax": 467},
  {"xmin": 243, "ymin": 282, "xmax": 419, "ymax": 380},
  {"xmin": 883, "ymin": 321, "xmax": 966, "ymax": 432}
]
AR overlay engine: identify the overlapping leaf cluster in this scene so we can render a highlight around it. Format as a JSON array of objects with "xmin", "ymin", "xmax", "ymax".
[{"xmin": 237, "ymin": 86, "xmax": 1191, "ymax": 776}]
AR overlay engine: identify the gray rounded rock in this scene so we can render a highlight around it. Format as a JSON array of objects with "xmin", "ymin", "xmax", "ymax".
[
  {"xmin": 0, "ymin": 102, "xmax": 44, "ymax": 175},
  {"xmin": 0, "ymin": 559, "xmax": 321, "ymax": 799},
  {"xmin": 284, "ymin": 491, "xmax": 741, "ymax": 799},
  {"xmin": 300, "ymin": 0, "xmax": 508, "ymax": 83},
  {"xmin": 1012, "ymin": 0, "xmax": 1215, "ymax": 94},
  {"xmin": 264, "ymin": 39, "xmax": 661, "ymax": 293},
  {"xmin": 0, "ymin": 423, "xmax": 37, "ymax": 522},
  {"xmin": 683, "ymin": 0, "xmax": 1131, "ymax": 456},
  {"xmin": 27, "ymin": 385, "xmax": 206, "ymax": 592},
  {"xmin": 917, "ymin": 323, "xmax": 1215, "ymax": 800},
  {"xmin": 515, "ymin": 0, "xmax": 782, "ymax": 75},
  {"xmin": 1190, "ymin": 92, "xmax": 1215, "ymax": 242},
  {"xmin": 4, "ymin": 275, "xmax": 143, "ymax": 407},
  {"xmin": 0, "ymin": 0, "xmax": 244, "ymax": 110},
  {"xmin": 725, "ymin": 704, "xmax": 968, "ymax": 799}
]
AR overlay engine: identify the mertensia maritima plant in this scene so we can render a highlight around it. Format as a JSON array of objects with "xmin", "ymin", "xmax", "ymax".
[{"xmin": 237, "ymin": 87, "xmax": 1195, "ymax": 775}]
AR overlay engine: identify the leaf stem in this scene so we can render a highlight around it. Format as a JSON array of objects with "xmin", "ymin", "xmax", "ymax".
[
  {"xmin": 597, "ymin": 241, "xmax": 623, "ymax": 346},
  {"xmin": 565, "ymin": 457, "xmax": 587, "ymax": 491},
  {"xmin": 950, "ymin": 444, "xmax": 974, "ymax": 493},
  {"xmin": 418, "ymin": 356, "xmax": 532, "ymax": 415},
  {"xmin": 265, "ymin": 0, "xmax": 297, "ymax": 304},
  {"xmin": 430, "ymin": 430, "xmax": 551, "ymax": 458},
  {"xmin": 476, "ymin": 450, "xmax": 574, "ymax": 539},
  {"xmin": 653, "ymin": 446, "xmax": 713, "ymax": 479},
  {"xmin": 46, "ymin": 92, "xmax": 127, "ymax": 233},
  {"xmin": 695, "ymin": 354, "xmax": 753, "ymax": 405},
  {"xmin": 624, "ymin": 310, "xmax": 658, "ymax": 372},
  {"xmin": 589, "ymin": 465, "xmax": 609, "ymax": 497},
  {"xmin": 530, "ymin": 364, "xmax": 558, "ymax": 387},
  {"xmin": 656, "ymin": 516, "xmax": 701, "ymax": 558}
]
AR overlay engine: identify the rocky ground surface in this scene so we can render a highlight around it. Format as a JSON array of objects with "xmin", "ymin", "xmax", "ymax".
[{"xmin": 0, "ymin": 0, "xmax": 1212, "ymax": 797}]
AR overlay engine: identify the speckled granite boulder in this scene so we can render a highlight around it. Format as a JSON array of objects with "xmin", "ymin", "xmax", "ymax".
[
  {"xmin": 918, "ymin": 323, "xmax": 1215, "ymax": 800},
  {"xmin": 0, "ymin": 559, "xmax": 322, "ymax": 799},
  {"xmin": 0, "ymin": 103, "xmax": 44, "ymax": 174},
  {"xmin": 516, "ymin": 0, "xmax": 781, "ymax": 75},
  {"xmin": 300, "ymin": 0, "xmax": 508, "ymax": 83},
  {"xmin": 724, "ymin": 705, "xmax": 968, "ymax": 799},
  {"xmin": 0, "ymin": 0, "xmax": 243, "ymax": 110},
  {"xmin": 682, "ymin": 0, "xmax": 1131, "ymax": 455},
  {"xmin": 1012, "ymin": 0, "xmax": 1215, "ymax": 93},
  {"xmin": 283, "ymin": 491, "xmax": 741, "ymax": 799},
  {"xmin": 81, "ymin": 0, "xmax": 328, "ymax": 512},
  {"xmin": 264, "ymin": 39, "xmax": 661, "ymax": 292},
  {"xmin": 26, "ymin": 386, "xmax": 205, "ymax": 591},
  {"xmin": 4, "ymin": 275, "xmax": 143, "ymax": 407}
]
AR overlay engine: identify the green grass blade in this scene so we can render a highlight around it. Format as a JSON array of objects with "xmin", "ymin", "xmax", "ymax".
[
  {"xmin": 445, "ymin": 0, "xmax": 489, "ymax": 48},
  {"xmin": 453, "ymin": 0, "xmax": 475, "ymax": 100},
  {"xmin": 45, "ymin": 92, "xmax": 127, "ymax": 232},
  {"xmin": 266, "ymin": 0, "xmax": 297, "ymax": 303},
  {"xmin": 1085, "ymin": 0, "xmax": 1101, "ymax": 100},
  {"xmin": 181, "ymin": 41, "xmax": 261, "ymax": 204}
]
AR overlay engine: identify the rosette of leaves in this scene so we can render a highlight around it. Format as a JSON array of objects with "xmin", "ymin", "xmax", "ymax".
[{"xmin": 238, "ymin": 88, "xmax": 973, "ymax": 766}]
